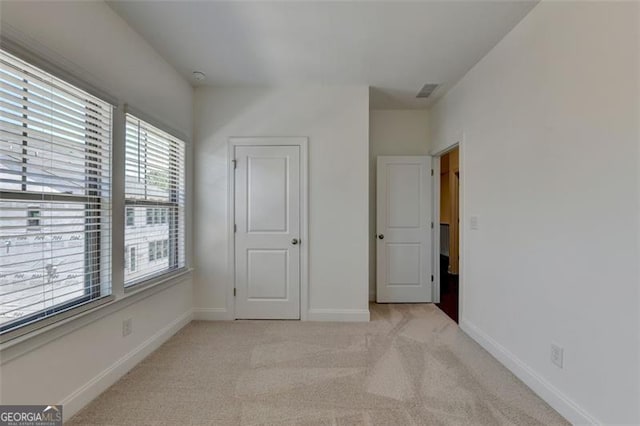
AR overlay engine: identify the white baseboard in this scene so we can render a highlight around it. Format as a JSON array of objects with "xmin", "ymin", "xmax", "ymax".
[
  {"xmin": 460, "ymin": 319, "xmax": 599, "ymax": 425},
  {"xmin": 193, "ymin": 308, "xmax": 370, "ymax": 322},
  {"xmin": 193, "ymin": 307, "xmax": 230, "ymax": 321},
  {"xmin": 61, "ymin": 310, "xmax": 193, "ymax": 421},
  {"xmin": 307, "ymin": 308, "xmax": 370, "ymax": 322}
]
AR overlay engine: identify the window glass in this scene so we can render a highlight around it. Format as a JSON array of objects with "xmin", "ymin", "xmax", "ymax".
[
  {"xmin": 0, "ymin": 49, "xmax": 113, "ymax": 334},
  {"xmin": 124, "ymin": 114, "xmax": 185, "ymax": 287}
]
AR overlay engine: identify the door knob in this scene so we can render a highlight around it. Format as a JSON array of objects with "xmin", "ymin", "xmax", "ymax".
[
  {"xmin": 291, "ymin": 238, "xmax": 299, "ymax": 245},
  {"xmin": 378, "ymin": 234, "xmax": 384, "ymax": 240}
]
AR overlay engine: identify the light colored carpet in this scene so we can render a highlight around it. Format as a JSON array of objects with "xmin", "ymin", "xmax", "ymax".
[{"xmin": 68, "ymin": 304, "xmax": 567, "ymax": 425}]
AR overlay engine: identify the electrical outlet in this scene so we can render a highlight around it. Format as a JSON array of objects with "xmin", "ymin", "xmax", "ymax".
[
  {"xmin": 122, "ymin": 318, "xmax": 132, "ymax": 337},
  {"xmin": 550, "ymin": 343, "xmax": 563, "ymax": 368}
]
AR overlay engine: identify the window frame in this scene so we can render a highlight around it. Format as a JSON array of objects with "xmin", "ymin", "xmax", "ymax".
[
  {"xmin": 0, "ymin": 47, "xmax": 114, "ymax": 340},
  {"xmin": 123, "ymin": 111, "xmax": 187, "ymax": 289},
  {"xmin": 0, "ymin": 41, "xmax": 191, "ymax": 347}
]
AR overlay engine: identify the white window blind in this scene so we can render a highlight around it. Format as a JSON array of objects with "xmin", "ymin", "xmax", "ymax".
[
  {"xmin": 124, "ymin": 113, "xmax": 185, "ymax": 286},
  {"xmin": 0, "ymin": 49, "xmax": 112, "ymax": 334}
]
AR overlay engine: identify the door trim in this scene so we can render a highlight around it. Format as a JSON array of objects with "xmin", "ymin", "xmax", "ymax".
[
  {"xmin": 430, "ymin": 133, "xmax": 464, "ymax": 316},
  {"xmin": 227, "ymin": 137, "xmax": 309, "ymax": 320}
]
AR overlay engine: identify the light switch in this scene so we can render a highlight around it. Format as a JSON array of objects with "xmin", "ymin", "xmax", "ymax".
[{"xmin": 470, "ymin": 216, "xmax": 479, "ymax": 230}]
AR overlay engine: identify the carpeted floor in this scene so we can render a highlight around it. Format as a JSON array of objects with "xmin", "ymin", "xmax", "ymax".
[{"xmin": 68, "ymin": 304, "xmax": 567, "ymax": 425}]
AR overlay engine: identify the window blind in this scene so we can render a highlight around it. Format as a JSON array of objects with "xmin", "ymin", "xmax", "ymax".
[
  {"xmin": 124, "ymin": 113, "xmax": 185, "ymax": 286},
  {"xmin": 0, "ymin": 49, "xmax": 112, "ymax": 333}
]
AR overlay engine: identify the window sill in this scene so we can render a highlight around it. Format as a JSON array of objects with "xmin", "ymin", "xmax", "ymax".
[
  {"xmin": 124, "ymin": 267, "xmax": 189, "ymax": 293},
  {"xmin": 0, "ymin": 268, "xmax": 193, "ymax": 364}
]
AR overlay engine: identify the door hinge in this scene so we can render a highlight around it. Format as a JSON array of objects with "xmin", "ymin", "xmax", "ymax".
[
  {"xmin": 431, "ymin": 275, "xmax": 434, "ymax": 282},
  {"xmin": 232, "ymin": 159, "xmax": 237, "ymax": 169},
  {"xmin": 233, "ymin": 288, "xmax": 236, "ymax": 297},
  {"xmin": 430, "ymin": 221, "xmax": 434, "ymax": 229},
  {"xmin": 431, "ymin": 169, "xmax": 434, "ymax": 176},
  {"xmin": 234, "ymin": 224, "xmax": 237, "ymax": 233}
]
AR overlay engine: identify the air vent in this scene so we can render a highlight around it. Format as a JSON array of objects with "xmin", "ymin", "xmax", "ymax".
[{"xmin": 416, "ymin": 84, "xmax": 438, "ymax": 99}]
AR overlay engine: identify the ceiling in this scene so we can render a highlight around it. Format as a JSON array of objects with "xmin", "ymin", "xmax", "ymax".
[{"xmin": 107, "ymin": 1, "xmax": 538, "ymax": 109}]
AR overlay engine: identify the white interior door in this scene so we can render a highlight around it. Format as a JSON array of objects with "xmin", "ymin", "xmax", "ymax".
[
  {"xmin": 234, "ymin": 145, "xmax": 300, "ymax": 319},
  {"xmin": 376, "ymin": 156, "xmax": 433, "ymax": 303}
]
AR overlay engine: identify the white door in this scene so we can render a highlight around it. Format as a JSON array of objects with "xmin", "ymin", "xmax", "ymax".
[
  {"xmin": 234, "ymin": 145, "xmax": 300, "ymax": 319},
  {"xmin": 376, "ymin": 156, "xmax": 433, "ymax": 303}
]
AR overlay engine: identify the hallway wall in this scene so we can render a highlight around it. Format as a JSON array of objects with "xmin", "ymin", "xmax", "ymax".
[
  {"xmin": 369, "ymin": 110, "xmax": 430, "ymax": 300},
  {"xmin": 429, "ymin": 2, "xmax": 639, "ymax": 423}
]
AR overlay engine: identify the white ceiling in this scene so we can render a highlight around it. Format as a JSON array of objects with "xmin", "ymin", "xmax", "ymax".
[{"xmin": 107, "ymin": 1, "xmax": 537, "ymax": 109}]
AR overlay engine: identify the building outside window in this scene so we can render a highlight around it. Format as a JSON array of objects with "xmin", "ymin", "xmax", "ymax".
[
  {"xmin": 0, "ymin": 49, "xmax": 113, "ymax": 335},
  {"xmin": 124, "ymin": 114, "xmax": 185, "ymax": 287}
]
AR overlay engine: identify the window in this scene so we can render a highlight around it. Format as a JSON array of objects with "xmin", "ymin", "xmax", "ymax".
[
  {"xmin": 147, "ymin": 240, "xmax": 168, "ymax": 263},
  {"xmin": 130, "ymin": 247, "xmax": 136, "ymax": 272},
  {"xmin": 125, "ymin": 246, "xmax": 137, "ymax": 273},
  {"xmin": 0, "ymin": 49, "xmax": 113, "ymax": 335},
  {"xmin": 148, "ymin": 241, "xmax": 155, "ymax": 262},
  {"xmin": 126, "ymin": 207, "xmax": 135, "ymax": 227},
  {"xmin": 124, "ymin": 113, "xmax": 185, "ymax": 286},
  {"xmin": 27, "ymin": 208, "xmax": 41, "ymax": 228}
]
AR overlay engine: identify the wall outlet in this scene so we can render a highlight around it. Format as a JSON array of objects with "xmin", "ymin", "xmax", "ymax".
[
  {"xmin": 122, "ymin": 318, "xmax": 133, "ymax": 337},
  {"xmin": 550, "ymin": 343, "xmax": 563, "ymax": 368}
]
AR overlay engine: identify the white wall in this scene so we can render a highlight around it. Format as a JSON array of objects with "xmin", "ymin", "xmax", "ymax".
[
  {"xmin": 0, "ymin": 1, "xmax": 194, "ymax": 420},
  {"xmin": 0, "ymin": 280, "xmax": 193, "ymax": 416},
  {"xmin": 194, "ymin": 86, "xmax": 370, "ymax": 321},
  {"xmin": 0, "ymin": 1, "xmax": 192, "ymax": 138},
  {"xmin": 429, "ymin": 2, "xmax": 639, "ymax": 424},
  {"xmin": 369, "ymin": 110, "xmax": 430, "ymax": 300}
]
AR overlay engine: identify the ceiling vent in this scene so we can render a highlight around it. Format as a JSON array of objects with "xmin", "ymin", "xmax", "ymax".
[{"xmin": 416, "ymin": 84, "xmax": 438, "ymax": 99}]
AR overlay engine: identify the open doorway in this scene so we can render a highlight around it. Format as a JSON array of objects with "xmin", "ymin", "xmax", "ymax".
[{"xmin": 436, "ymin": 147, "xmax": 459, "ymax": 322}]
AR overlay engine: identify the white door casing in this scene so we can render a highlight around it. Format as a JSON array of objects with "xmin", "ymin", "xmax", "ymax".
[
  {"xmin": 234, "ymin": 143, "xmax": 301, "ymax": 319},
  {"xmin": 376, "ymin": 156, "xmax": 433, "ymax": 303}
]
